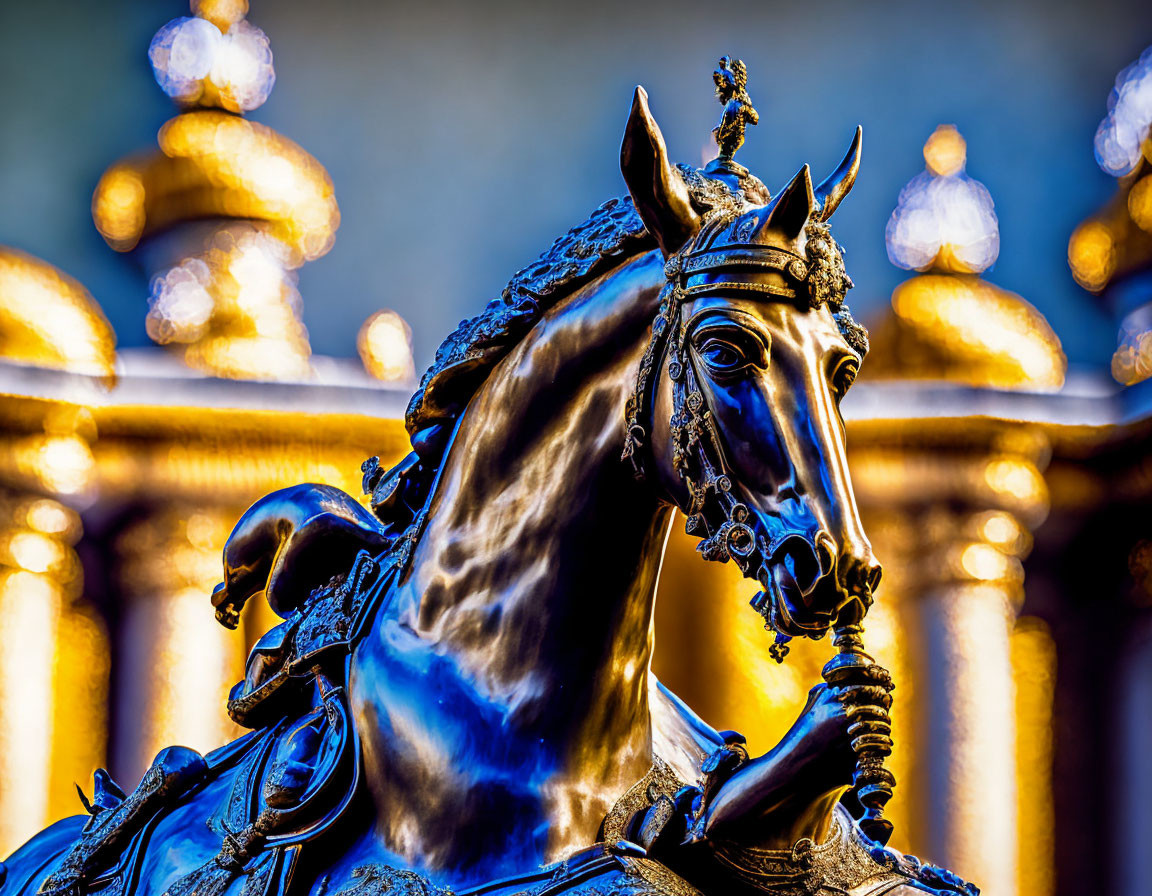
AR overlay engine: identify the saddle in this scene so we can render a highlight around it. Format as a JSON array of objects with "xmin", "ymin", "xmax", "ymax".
[
  {"xmin": 29, "ymin": 536, "xmax": 973, "ymax": 896},
  {"xmin": 33, "ymin": 547, "xmax": 393, "ymax": 896}
]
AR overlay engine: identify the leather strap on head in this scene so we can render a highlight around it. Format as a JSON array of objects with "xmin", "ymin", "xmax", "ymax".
[{"xmin": 679, "ymin": 244, "xmax": 809, "ymax": 300}]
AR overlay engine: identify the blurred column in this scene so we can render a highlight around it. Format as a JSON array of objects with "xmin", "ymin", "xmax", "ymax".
[
  {"xmin": 1011, "ymin": 615, "xmax": 1056, "ymax": 896},
  {"xmin": 112, "ymin": 506, "xmax": 244, "ymax": 783},
  {"xmin": 1114, "ymin": 615, "xmax": 1152, "ymax": 895},
  {"xmin": 0, "ymin": 249, "xmax": 115, "ymax": 854},
  {"xmin": 1113, "ymin": 535, "xmax": 1152, "ymax": 896},
  {"xmin": 850, "ymin": 440, "xmax": 1050, "ymax": 896},
  {"xmin": 857, "ymin": 125, "xmax": 1067, "ymax": 895}
]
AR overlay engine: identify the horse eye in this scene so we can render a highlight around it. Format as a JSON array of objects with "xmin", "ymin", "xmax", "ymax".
[{"xmin": 698, "ymin": 338, "xmax": 746, "ymax": 372}]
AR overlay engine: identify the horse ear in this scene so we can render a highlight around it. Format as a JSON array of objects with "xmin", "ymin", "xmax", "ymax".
[
  {"xmin": 766, "ymin": 165, "xmax": 815, "ymax": 239},
  {"xmin": 814, "ymin": 126, "xmax": 862, "ymax": 222},
  {"xmin": 621, "ymin": 86, "xmax": 701, "ymax": 257}
]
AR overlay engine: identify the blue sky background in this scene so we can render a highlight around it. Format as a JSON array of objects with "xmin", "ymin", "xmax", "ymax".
[{"xmin": 1, "ymin": 0, "xmax": 1149, "ymax": 372}]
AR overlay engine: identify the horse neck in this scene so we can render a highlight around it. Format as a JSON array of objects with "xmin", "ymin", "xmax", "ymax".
[{"xmin": 400, "ymin": 251, "xmax": 669, "ymax": 747}]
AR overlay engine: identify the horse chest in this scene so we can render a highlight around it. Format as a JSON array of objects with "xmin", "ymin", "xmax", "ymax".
[{"xmin": 349, "ymin": 615, "xmax": 580, "ymax": 866}]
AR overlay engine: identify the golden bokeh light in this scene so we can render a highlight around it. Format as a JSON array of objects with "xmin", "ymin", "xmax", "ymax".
[
  {"xmin": 923, "ymin": 124, "xmax": 967, "ymax": 177},
  {"xmin": 1067, "ymin": 220, "xmax": 1117, "ymax": 292},
  {"xmin": 93, "ymin": 112, "xmax": 340, "ymax": 264},
  {"xmin": 2, "ymin": 433, "xmax": 97, "ymax": 498},
  {"xmin": 145, "ymin": 224, "xmax": 313, "ymax": 380},
  {"xmin": 978, "ymin": 510, "xmax": 1030, "ymax": 556},
  {"xmin": 24, "ymin": 498, "xmax": 81, "ymax": 541},
  {"xmin": 89, "ymin": 166, "xmax": 146, "ymax": 251},
  {"xmin": 192, "ymin": 0, "xmax": 249, "ymax": 30},
  {"xmin": 1128, "ymin": 174, "xmax": 1152, "ymax": 232},
  {"xmin": 960, "ymin": 542, "xmax": 1018, "ymax": 583},
  {"xmin": 91, "ymin": 107, "xmax": 342, "ymax": 381},
  {"xmin": 359, "ymin": 310, "xmax": 416, "ymax": 383},
  {"xmin": 984, "ymin": 457, "xmax": 1048, "ymax": 509}
]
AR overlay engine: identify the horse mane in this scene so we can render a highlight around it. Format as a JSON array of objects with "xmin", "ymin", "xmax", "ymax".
[
  {"xmin": 364, "ymin": 166, "xmax": 759, "ymax": 534},
  {"xmin": 404, "ymin": 196, "xmax": 653, "ymax": 443},
  {"xmin": 358, "ymin": 196, "xmax": 657, "ymax": 537}
]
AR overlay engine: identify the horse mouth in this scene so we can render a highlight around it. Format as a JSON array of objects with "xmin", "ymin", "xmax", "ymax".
[{"xmin": 758, "ymin": 534, "xmax": 844, "ymax": 637}]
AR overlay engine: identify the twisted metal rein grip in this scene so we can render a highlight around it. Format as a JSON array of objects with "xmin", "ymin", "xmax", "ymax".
[{"xmin": 820, "ymin": 614, "xmax": 896, "ymax": 846}]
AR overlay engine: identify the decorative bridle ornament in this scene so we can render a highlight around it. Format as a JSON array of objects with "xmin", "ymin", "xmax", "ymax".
[{"xmin": 4, "ymin": 56, "xmax": 977, "ymax": 896}]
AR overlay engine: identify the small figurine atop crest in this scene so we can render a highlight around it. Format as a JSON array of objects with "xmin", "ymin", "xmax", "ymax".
[{"xmin": 712, "ymin": 55, "xmax": 759, "ymax": 163}]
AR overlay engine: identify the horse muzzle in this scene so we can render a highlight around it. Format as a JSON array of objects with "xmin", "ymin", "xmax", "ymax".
[{"xmin": 751, "ymin": 530, "xmax": 876, "ymax": 638}]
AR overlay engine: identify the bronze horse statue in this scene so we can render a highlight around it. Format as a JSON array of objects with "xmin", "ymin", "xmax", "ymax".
[{"xmin": 2, "ymin": 66, "xmax": 976, "ymax": 896}]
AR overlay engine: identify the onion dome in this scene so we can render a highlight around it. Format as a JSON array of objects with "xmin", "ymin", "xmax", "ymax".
[
  {"xmin": 867, "ymin": 126, "xmax": 1065, "ymax": 391},
  {"xmin": 1067, "ymin": 44, "xmax": 1152, "ymax": 385},
  {"xmin": 91, "ymin": 1, "xmax": 339, "ymax": 381},
  {"xmin": 0, "ymin": 248, "xmax": 116, "ymax": 381}
]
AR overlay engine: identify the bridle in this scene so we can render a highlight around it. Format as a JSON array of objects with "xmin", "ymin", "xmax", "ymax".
[{"xmin": 621, "ymin": 206, "xmax": 865, "ymax": 648}]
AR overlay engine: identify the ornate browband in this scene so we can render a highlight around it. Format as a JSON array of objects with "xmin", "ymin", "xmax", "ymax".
[{"xmin": 669, "ymin": 244, "xmax": 810, "ymax": 300}]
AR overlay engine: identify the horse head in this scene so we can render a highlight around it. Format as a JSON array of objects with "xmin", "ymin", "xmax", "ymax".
[{"xmin": 621, "ymin": 87, "xmax": 880, "ymax": 643}]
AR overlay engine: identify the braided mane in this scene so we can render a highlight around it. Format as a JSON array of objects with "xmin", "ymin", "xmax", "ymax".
[
  {"xmin": 404, "ymin": 197, "xmax": 654, "ymax": 443},
  {"xmin": 362, "ymin": 196, "xmax": 666, "ymax": 538}
]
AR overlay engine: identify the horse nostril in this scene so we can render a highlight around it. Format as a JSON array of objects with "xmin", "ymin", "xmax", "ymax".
[
  {"xmin": 814, "ymin": 533, "xmax": 836, "ymax": 578},
  {"xmin": 773, "ymin": 535, "xmax": 824, "ymax": 597},
  {"xmin": 866, "ymin": 563, "xmax": 882, "ymax": 593}
]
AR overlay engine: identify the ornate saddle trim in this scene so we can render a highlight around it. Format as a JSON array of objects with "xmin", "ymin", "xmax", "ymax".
[
  {"xmin": 227, "ymin": 549, "xmax": 396, "ymax": 728},
  {"xmin": 710, "ymin": 807, "xmax": 903, "ymax": 896},
  {"xmin": 328, "ymin": 846, "xmax": 702, "ymax": 896},
  {"xmin": 37, "ymin": 746, "xmax": 214, "ymax": 896},
  {"xmin": 600, "ymin": 758, "xmax": 687, "ymax": 845}
]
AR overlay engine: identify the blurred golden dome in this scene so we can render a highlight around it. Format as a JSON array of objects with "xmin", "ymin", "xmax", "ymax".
[
  {"xmin": 873, "ymin": 126, "xmax": 1066, "ymax": 391},
  {"xmin": 0, "ymin": 248, "xmax": 116, "ymax": 381},
  {"xmin": 865, "ymin": 274, "xmax": 1066, "ymax": 391}
]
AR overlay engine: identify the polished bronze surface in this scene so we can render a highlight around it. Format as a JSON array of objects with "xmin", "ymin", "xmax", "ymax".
[{"xmin": 1, "ymin": 61, "xmax": 976, "ymax": 896}]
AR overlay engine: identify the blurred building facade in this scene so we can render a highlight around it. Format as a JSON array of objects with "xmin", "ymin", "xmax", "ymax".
[{"xmin": 1, "ymin": 5, "xmax": 1151, "ymax": 896}]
